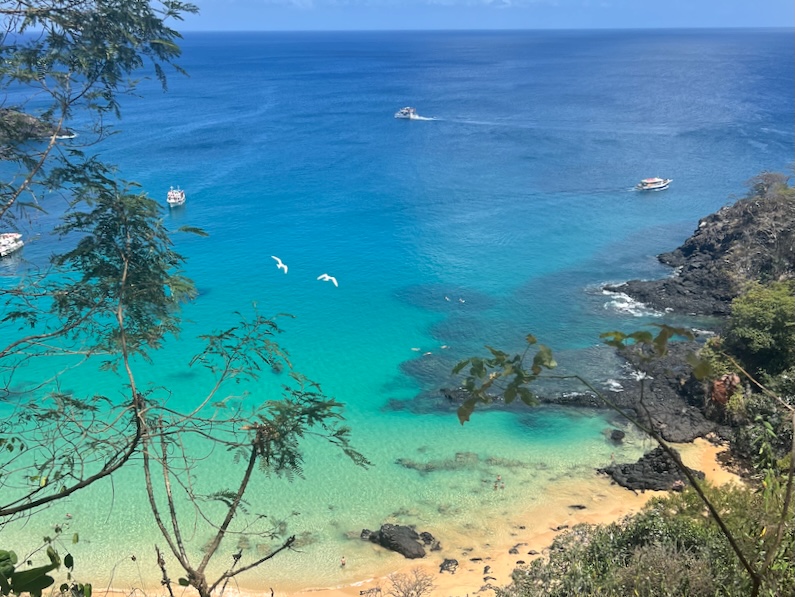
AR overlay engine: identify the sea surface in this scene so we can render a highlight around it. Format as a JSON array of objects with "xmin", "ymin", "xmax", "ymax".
[{"xmin": 1, "ymin": 29, "xmax": 793, "ymax": 592}]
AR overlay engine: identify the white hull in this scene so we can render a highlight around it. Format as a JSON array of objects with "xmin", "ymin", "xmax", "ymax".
[
  {"xmin": 395, "ymin": 107, "xmax": 419, "ymax": 119},
  {"xmin": 636, "ymin": 178, "xmax": 672, "ymax": 191},
  {"xmin": 0, "ymin": 233, "xmax": 24, "ymax": 257},
  {"xmin": 167, "ymin": 187, "xmax": 186, "ymax": 207}
]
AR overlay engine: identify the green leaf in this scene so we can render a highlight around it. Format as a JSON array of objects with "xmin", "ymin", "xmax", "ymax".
[
  {"xmin": 177, "ymin": 225, "xmax": 209, "ymax": 237},
  {"xmin": 531, "ymin": 345, "xmax": 557, "ymax": 374},
  {"xmin": 525, "ymin": 334, "xmax": 537, "ymax": 345},
  {"xmin": 178, "ymin": 578, "xmax": 190, "ymax": 587},
  {"xmin": 84, "ymin": 583, "xmax": 92, "ymax": 597},
  {"xmin": 486, "ymin": 346, "xmax": 508, "ymax": 360},
  {"xmin": 471, "ymin": 360, "xmax": 486, "ymax": 378},
  {"xmin": 628, "ymin": 330, "xmax": 654, "ymax": 345},
  {"xmin": 504, "ymin": 386, "xmax": 516, "ymax": 404},
  {"xmin": 457, "ymin": 398, "xmax": 477, "ymax": 426},
  {"xmin": 10, "ymin": 564, "xmax": 57, "ymax": 591},
  {"xmin": 14, "ymin": 572, "xmax": 54, "ymax": 597},
  {"xmin": 686, "ymin": 352, "xmax": 713, "ymax": 380},
  {"xmin": 0, "ymin": 551, "xmax": 17, "ymax": 566},
  {"xmin": 600, "ymin": 332, "xmax": 626, "ymax": 349},
  {"xmin": 64, "ymin": 554, "xmax": 73, "ymax": 570},
  {"xmin": 518, "ymin": 387, "xmax": 537, "ymax": 406},
  {"xmin": 452, "ymin": 360, "xmax": 469, "ymax": 375},
  {"xmin": 72, "ymin": 533, "xmax": 79, "ymax": 544},
  {"xmin": 45, "ymin": 547, "xmax": 59, "ymax": 567}
]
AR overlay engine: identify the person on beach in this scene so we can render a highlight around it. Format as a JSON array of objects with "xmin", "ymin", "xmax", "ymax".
[{"xmin": 340, "ymin": 556, "xmax": 346, "ymax": 567}]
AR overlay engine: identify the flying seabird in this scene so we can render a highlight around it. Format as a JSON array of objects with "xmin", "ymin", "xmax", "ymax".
[
  {"xmin": 271, "ymin": 256, "xmax": 288, "ymax": 274},
  {"xmin": 317, "ymin": 273, "xmax": 338, "ymax": 287}
]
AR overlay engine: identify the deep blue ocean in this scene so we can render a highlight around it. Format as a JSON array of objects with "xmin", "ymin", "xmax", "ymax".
[{"xmin": 3, "ymin": 29, "xmax": 794, "ymax": 591}]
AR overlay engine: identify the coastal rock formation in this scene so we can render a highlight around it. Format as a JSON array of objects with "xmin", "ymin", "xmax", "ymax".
[
  {"xmin": 612, "ymin": 342, "xmax": 717, "ymax": 443},
  {"xmin": 0, "ymin": 109, "xmax": 74, "ymax": 145},
  {"xmin": 361, "ymin": 524, "xmax": 437, "ymax": 559},
  {"xmin": 598, "ymin": 446, "xmax": 705, "ymax": 491},
  {"xmin": 606, "ymin": 174, "xmax": 795, "ymax": 316},
  {"xmin": 543, "ymin": 342, "xmax": 717, "ymax": 443}
]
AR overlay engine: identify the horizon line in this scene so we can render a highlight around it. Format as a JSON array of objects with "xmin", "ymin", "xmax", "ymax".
[{"xmin": 178, "ymin": 25, "xmax": 794, "ymax": 33}]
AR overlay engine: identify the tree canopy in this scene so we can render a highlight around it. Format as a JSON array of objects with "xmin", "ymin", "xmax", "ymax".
[{"xmin": 0, "ymin": 4, "xmax": 368, "ymax": 595}]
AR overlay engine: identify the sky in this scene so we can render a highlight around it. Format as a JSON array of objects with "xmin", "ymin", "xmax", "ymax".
[{"xmin": 181, "ymin": 0, "xmax": 795, "ymax": 31}]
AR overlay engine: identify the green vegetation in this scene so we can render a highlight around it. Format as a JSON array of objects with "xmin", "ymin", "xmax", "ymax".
[
  {"xmin": 451, "ymin": 174, "xmax": 795, "ymax": 596},
  {"xmin": 724, "ymin": 280, "xmax": 795, "ymax": 377},
  {"xmin": 499, "ymin": 484, "xmax": 794, "ymax": 597},
  {"xmin": 455, "ymin": 306, "xmax": 794, "ymax": 595},
  {"xmin": 1, "ymin": 2, "xmax": 792, "ymax": 595},
  {"xmin": 0, "ymin": 2, "xmax": 367, "ymax": 595}
]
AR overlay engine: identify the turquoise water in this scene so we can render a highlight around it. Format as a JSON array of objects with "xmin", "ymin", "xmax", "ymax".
[{"xmin": 1, "ymin": 29, "xmax": 793, "ymax": 591}]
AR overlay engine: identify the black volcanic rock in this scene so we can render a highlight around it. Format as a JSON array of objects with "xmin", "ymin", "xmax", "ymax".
[
  {"xmin": 363, "ymin": 524, "xmax": 428, "ymax": 559},
  {"xmin": 607, "ymin": 178, "xmax": 795, "ymax": 316},
  {"xmin": 543, "ymin": 342, "xmax": 716, "ymax": 443},
  {"xmin": 599, "ymin": 446, "xmax": 705, "ymax": 491},
  {"xmin": 0, "ymin": 109, "xmax": 74, "ymax": 145}
]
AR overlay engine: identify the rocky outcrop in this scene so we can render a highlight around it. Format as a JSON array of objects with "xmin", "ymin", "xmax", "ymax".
[
  {"xmin": 0, "ymin": 109, "xmax": 74, "ymax": 146},
  {"xmin": 360, "ymin": 524, "xmax": 439, "ymax": 559},
  {"xmin": 598, "ymin": 446, "xmax": 705, "ymax": 491},
  {"xmin": 540, "ymin": 342, "xmax": 717, "ymax": 443},
  {"xmin": 607, "ymin": 178, "xmax": 795, "ymax": 316}
]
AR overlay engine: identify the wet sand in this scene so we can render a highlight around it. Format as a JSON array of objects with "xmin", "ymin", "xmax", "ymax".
[
  {"xmin": 93, "ymin": 439, "xmax": 739, "ymax": 597},
  {"xmin": 244, "ymin": 439, "xmax": 741, "ymax": 597}
]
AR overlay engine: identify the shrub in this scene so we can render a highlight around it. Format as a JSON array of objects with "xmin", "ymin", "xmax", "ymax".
[
  {"xmin": 386, "ymin": 568, "xmax": 435, "ymax": 597},
  {"xmin": 724, "ymin": 280, "xmax": 795, "ymax": 377},
  {"xmin": 499, "ymin": 485, "xmax": 794, "ymax": 597}
]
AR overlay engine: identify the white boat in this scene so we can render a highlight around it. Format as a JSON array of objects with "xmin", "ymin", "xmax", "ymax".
[
  {"xmin": 394, "ymin": 107, "xmax": 420, "ymax": 120},
  {"xmin": 167, "ymin": 186, "xmax": 186, "ymax": 206},
  {"xmin": 0, "ymin": 232, "xmax": 24, "ymax": 257},
  {"xmin": 636, "ymin": 177, "xmax": 672, "ymax": 191}
]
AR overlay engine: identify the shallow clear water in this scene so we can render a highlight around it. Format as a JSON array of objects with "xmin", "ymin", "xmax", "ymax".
[{"xmin": 1, "ymin": 28, "xmax": 793, "ymax": 591}]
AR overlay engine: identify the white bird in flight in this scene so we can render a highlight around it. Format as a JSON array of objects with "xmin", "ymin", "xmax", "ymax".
[
  {"xmin": 317, "ymin": 273, "xmax": 338, "ymax": 287},
  {"xmin": 271, "ymin": 256, "xmax": 288, "ymax": 273}
]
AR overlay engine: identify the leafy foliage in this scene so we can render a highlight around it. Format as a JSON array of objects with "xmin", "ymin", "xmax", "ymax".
[
  {"xmin": 500, "ymin": 485, "xmax": 794, "ymax": 597},
  {"xmin": 0, "ymin": 531, "xmax": 91, "ymax": 597},
  {"xmin": 0, "ymin": 0, "xmax": 198, "ymax": 222},
  {"xmin": 0, "ymin": 547, "xmax": 59, "ymax": 597},
  {"xmin": 452, "ymin": 334, "xmax": 555, "ymax": 424},
  {"xmin": 0, "ymin": 0, "xmax": 198, "ymax": 518},
  {"xmin": 1, "ymin": 5, "xmax": 370, "ymax": 597},
  {"xmin": 51, "ymin": 182, "xmax": 197, "ymax": 363},
  {"xmin": 454, "ymin": 324, "xmax": 794, "ymax": 596},
  {"xmin": 724, "ymin": 281, "xmax": 795, "ymax": 377}
]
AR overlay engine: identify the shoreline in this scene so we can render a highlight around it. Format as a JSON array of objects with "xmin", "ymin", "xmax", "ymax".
[
  {"xmin": 296, "ymin": 438, "xmax": 741, "ymax": 597},
  {"xmin": 94, "ymin": 439, "xmax": 740, "ymax": 597}
]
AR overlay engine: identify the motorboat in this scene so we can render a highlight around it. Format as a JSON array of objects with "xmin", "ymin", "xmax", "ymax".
[
  {"xmin": 0, "ymin": 232, "xmax": 23, "ymax": 257},
  {"xmin": 167, "ymin": 186, "xmax": 186, "ymax": 206},
  {"xmin": 636, "ymin": 177, "xmax": 672, "ymax": 191},
  {"xmin": 394, "ymin": 107, "xmax": 419, "ymax": 120}
]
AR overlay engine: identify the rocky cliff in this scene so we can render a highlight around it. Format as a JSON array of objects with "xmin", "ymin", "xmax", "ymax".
[
  {"xmin": 0, "ymin": 108, "xmax": 73, "ymax": 145},
  {"xmin": 607, "ymin": 174, "xmax": 795, "ymax": 316}
]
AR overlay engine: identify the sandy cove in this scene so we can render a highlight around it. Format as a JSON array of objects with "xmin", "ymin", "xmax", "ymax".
[
  {"xmin": 286, "ymin": 438, "xmax": 742, "ymax": 597},
  {"xmin": 96, "ymin": 439, "xmax": 740, "ymax": 597}
]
